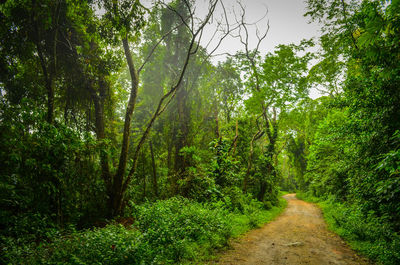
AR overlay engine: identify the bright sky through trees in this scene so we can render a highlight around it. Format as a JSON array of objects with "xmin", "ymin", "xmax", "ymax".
[
  {"xmin": 129, "ymin": 0, "xmax": 322, "ymax": 97},
  {"xmin": 184, "ymin": 0, "xmax": 322, "ymax": 98}
]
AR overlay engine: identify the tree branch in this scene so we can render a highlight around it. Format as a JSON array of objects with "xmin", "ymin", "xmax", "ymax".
[{"xmin": 122, "ymin": 0, "xmax": 220, "ymax": 194}]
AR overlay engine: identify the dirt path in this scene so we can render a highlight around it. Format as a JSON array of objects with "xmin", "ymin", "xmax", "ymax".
[{"xmin": 215, "ymin": 194, "xmax": 371, "ymax": 265}]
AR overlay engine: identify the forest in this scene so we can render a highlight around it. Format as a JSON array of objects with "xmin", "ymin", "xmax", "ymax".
[{"xmin": 0, "ymin": 0, "xmax": 399, "ymax": 264}]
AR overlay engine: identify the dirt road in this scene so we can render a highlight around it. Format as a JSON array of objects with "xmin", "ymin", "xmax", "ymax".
[{"xmin": 215, "ymin": 194, "xmax": 371, "ymax": 265}]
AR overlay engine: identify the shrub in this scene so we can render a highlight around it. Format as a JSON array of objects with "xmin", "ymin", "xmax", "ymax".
[
  {"xmin": 2, "ymin": 225, "xmax": 142, "ymax": 265},
  {"xmin": 133, "ymin": 197, "xmax": 231, "ymax": 263},
  {"xmin": 0, "ymin": 101, "xmax": 106, "ymax": 244},
  {"xmin": 298, "ymin": 193, "xmax": 400, "ymax": 265},
  {"xmin": 2, "ymin": 195, "xmax": 287, "ymax": 264},
  {"xmin": 321, "ymin": 201, "xmax": 400, "ymax": 265}
]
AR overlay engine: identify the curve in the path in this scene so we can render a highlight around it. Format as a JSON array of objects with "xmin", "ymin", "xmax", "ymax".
[{"xmin": 216, "ymin": 194, "xmax": 372, "ymax": 265}]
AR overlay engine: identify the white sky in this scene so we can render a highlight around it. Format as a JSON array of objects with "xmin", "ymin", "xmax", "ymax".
[
  {"xmin": 142, "ymin": 0, "xmax": 321, "ymax": 55},
  {"xmin": 195, "ymin": 0, "xmax": 322, "ymax": 98},
  {"xmin": 188, "ymin": 0, "xmax": 319, "ymax": 55}
]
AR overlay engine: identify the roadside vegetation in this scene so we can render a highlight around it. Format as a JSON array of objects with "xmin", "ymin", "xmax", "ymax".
[
  {"xmin": 297, "ymin": 193, "xmax": 400, "ymax": 265},
  {"xmin": 3, "ymin": 195, "xmax": 287, "ymax": 264}
]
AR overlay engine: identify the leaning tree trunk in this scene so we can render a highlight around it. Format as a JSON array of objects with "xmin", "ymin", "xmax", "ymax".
[
  {"xmin": 149, "ymin": 140, "xmax": 158, "ymax": 198},
  {"xmin": 107, "ymin": 37, "xmax": 139, "ymax": 217}
]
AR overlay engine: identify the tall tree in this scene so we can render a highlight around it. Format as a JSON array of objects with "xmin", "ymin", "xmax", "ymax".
[
  {"xmin": 99, "ymin": 0, "xmax": 220, "ymax": 216},
  {"xmin": 238, "ymin": 41, "xmax": 312, "ymax": 202}
]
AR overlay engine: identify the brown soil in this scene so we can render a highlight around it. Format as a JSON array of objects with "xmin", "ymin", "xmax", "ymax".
[{"xmin": 214, "ymin": 194, "xmax": 372, "ymax": 265}]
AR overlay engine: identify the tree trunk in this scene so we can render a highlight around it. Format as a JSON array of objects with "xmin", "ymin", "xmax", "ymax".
[
  {"xmin": 33, "ymin": 2, "xmax": 59, "ymax": 124},
  {"xmin": 167, "ymin": 138, "xmax": 173, "ymax": 175},
  {"xmin": 91, "ymin": 84, "xmax": 112, "ymax": 205},
  {"xmin": 257, "ymin": 180, "xmax": 267, "ymax": 202},
  {"xmin": 142, "ymin": 151, "xmax": 146, "ymax": 200},
  {"xmin": 172, "ymin": 81, "xmax": 190, "ymax": 196},
  {"xmin": 232, "ymin": 120, "xmax": 239, "ymax": 154},
  {"xmin": 257, "ymin": 120, "xmax": 278, "ymax": 202},
  {"xmin": 149, "ymin": 140, "xmax": 158, "ymax": 197},
  {"xmin": 215, "ymin": 104, "xmax": 220, "ymax": 138},
  {"xmin": 174, "ymin": 82, "xmax": 189, "ymax": 175},
  {"xmin": 46, "ymin": 75, "xmax": 55, "ymax": 123},
  {"xmin": 35, "ymin": 42, "xmax": 55, "ymax": 124},
  {"xmin": 244, "ymin": 129, "xmax": 263, "ymax": 193},
  {"xmin": 108, "ymin": 37, "xmax": 139, "ymax": 217}
]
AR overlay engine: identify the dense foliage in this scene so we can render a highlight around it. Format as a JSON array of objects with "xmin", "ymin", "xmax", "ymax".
[
  {"xmin": 3, "ymin": 196, "xmax": 286, "ymax": 264},
  {"xmin": 1, "ymin": 0, "xmax": 399, "ymax": 264},
  {"xmin": 280, "ymin": 1, "xmax": 400, "ymax": 264}
]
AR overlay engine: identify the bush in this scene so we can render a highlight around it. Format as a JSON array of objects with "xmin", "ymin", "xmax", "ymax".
[
  {"xmin": 228, "ymin": 195, "xmax": 288, "ymax": 237},
  {"xmin": 321, "ymin": 201, "xmax": 400, "ymax": 265},
  {"xmin": 0, "ymin": 101, "xmax": 106, "ymax": 243},
  {"xmin": 298, "ymin": 193, "xmax": 400, "ymax": 265},
  {"xmin": 1, "ymin": 225, "xmax": 142, "ymax": 265},
  {"xmin": 3, "ymin": 197, "xmax": 231, "ymax": 264},
  {"xmin": 133, "ymin": 197, "xmax": 232, "ymax": 263},
  {"xmin": 2, "ymin": 195, "xmax": 287, "ymax": 264}
]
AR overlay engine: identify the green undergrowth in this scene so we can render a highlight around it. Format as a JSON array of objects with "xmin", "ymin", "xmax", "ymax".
[
  {"xmin": 229, "ymin": 195, "xmax": 287, "ymax": 238},
  {"xmin": 2, "ymin": 194, "xmax": 287, "ymax": 265},
  {"xmin": 296, "ymin": 192, "xmax": 400, "ymax": 265}
]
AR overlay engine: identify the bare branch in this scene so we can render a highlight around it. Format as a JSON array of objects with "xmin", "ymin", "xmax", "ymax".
[
  {"xmin": 231, "ymin": 2, "xmax": 273, "ymax": 144},
  {"xmin": 182, "ymin": 0, "xmax": 195, "ymax": 31},
  {"xmin": 122, "ymin": 0, "xmax": 220, "ymax": 193},
  {"xmin": 200, "ymin": 0, "xmax": 238, "ymax": 61},
  {"xmin": 209, "ymin": 51, "xmax": 235, "ymax": 58}
]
